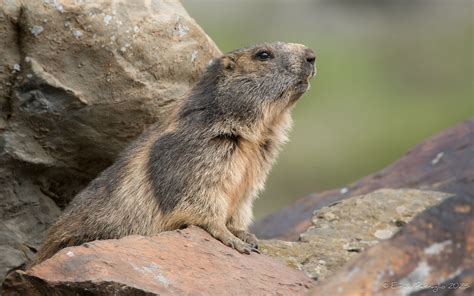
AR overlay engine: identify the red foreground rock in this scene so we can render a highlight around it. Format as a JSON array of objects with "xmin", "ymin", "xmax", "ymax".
[
  {"xmin": 310, "ymin": 194, "xmax": 474, "ymax": 296},
  {"xmin": 2, "ymin": 227, "xmax": 314, "ymax": 295},
  {"xmin": 252, "ymin": 119, "xmax": 474, "ymax": 240}
]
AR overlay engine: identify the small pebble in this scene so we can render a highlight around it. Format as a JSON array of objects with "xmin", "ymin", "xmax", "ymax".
[
  {"xmin": 31, "ymin": 25, "xmax": 44, "ymax": 37},
  {"xmin": 374, "ymin": 228, "xmax": 394, "ymax": 240},
  {"xmin": 431, "ymin": 152, "xmax": 444, "ymax": 165}
]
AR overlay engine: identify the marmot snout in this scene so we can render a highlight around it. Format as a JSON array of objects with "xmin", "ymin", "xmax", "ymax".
[{"xmin": 34, "ymin": 42, "xmax": 316, "ymax": 263}]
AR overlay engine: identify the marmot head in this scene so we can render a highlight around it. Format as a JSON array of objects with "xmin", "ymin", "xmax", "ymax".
[{"xmin": 181, "ymin": 42, "xmax": 316, "ymax": 128}]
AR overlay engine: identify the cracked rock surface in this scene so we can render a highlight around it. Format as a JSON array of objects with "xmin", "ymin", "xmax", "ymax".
[{"xmin": 310, "ymin": 193, "xmax": 473, "ymax": 296}]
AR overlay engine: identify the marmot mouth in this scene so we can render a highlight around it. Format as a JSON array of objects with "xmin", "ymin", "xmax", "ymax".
[
  {"xmin": 295, "ymin": 80, "xmax": 310, "ymax": 93},
  {"xmin": 293, "ymin": 72, "xmax": 313, "ymax": 94},
  {"xmin": 299, "ymin": 75, "xmax": 312, "ymax": 86}
]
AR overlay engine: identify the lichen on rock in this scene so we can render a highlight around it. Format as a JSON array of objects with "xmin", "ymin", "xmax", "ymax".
[{"xmin": 261, "ymin": 189, "xmax": 451, "ymax": 281}]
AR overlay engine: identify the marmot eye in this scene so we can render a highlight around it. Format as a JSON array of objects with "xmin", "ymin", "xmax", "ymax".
[{"xmin": 256, "ymin": 50, "xmax": 273, "ymax": 61}]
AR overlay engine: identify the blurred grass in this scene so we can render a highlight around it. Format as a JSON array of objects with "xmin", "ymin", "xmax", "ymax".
[{"xmin": 182, "ymin": 0, "xmax": 473, "ymax": 218}]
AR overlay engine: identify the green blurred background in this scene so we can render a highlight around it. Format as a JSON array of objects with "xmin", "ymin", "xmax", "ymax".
[{"xmin": 181, "ymin": 0, "xmax": 474, "ymax": 219}]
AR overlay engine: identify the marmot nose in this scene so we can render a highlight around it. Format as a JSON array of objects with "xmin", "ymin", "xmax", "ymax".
[{"xmin": 304, "ymin": 49, "xmax": 316, "ymax": 65}]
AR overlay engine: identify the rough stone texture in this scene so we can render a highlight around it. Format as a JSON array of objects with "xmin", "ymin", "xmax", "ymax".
[
  {"xmin": 0, "ymin": 0, "xmax": 20, "ymax": 131},
  {"xmin": 252, "ymin": 119, "xmax": 474, "ymax": 240},
  {"xmin": 2, "ymin": 226, "xmax": 314, "ymax": 296},
  {"xmin": 310, "ymin": 194, "xmax": 474, "ymax": 296},
  {"xmin": 0, "ymin": 0, "xmax": 220, "ymax": 283},
  {"xmin": 260, "ymin": 189, "xmax": 450, "ymax": 281}
]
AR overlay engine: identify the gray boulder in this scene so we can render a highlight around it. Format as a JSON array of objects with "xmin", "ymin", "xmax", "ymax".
[{"xmin": 0, "ymin": 0, "xmax": 220, "ymax": 282}]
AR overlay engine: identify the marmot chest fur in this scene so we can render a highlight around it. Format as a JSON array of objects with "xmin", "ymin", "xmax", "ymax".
[{"xmin": 35, "ymin": 42, "xmax": 316, "ymax": 263}]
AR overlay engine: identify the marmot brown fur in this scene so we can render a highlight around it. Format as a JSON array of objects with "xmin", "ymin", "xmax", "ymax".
[{"xmin": 34, "ymin": 42, "xmax": 316, "ymax": 263}]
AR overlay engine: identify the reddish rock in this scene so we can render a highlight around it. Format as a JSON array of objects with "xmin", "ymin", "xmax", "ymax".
[
  {"xmin": 2, "ymin": 226, "xmax": 314, "ymax": 295},
  {"xmin": 310, "ymin": 194, "xmax": 474, "ymax": 296},
  {"xmin": 252, "ymin": 119, "xmax": 474, "ymax": 240}
]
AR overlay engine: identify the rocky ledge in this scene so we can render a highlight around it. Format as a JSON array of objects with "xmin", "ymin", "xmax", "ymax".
[
  {"xmin": 3, "ymin": 188, "xmax": 472, "ymax": 295},
  {"xmin": 2, "ymin": 227, "xmax": 314, "ymax": 295}
]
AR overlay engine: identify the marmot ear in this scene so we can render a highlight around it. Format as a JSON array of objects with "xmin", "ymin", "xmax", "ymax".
[{"xmin": 222, "ymin": 55, "xmax": 236, "ymax": 71}]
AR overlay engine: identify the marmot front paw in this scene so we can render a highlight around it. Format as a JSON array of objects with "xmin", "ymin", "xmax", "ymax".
[{"xmin": 232, "ymin": 230, "xmax": 259, "ymax": 250}]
